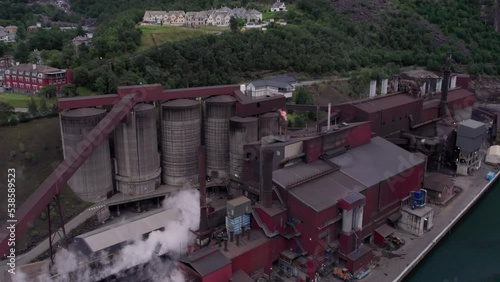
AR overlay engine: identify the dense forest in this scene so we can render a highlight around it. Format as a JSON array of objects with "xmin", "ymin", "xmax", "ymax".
[{"xmin": 2, "ymin": 0, "xmax": 500, "ymax": 94}]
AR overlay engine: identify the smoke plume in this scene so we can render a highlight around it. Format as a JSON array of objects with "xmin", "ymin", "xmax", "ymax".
[{"xmin": 14, "ymin": 189, "xmax": 200, "ymax": 282}]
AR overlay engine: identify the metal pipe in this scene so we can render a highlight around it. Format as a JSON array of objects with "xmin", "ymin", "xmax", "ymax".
[
  {"xmin": 236, "ymin": 234, "xmax": 240, "ymax": 246},
  {"xmin": 230, "ymin": 231, "xmax": 234, "ymax": 242},
  {"xmin": 327, "ymin": 103, "xmax": 331, "ymax": 131},
  {"xmin": 224, "ymin": 240, "xmax": 228, "ymax": 251},
  {"xmin": 198, "ymin": 146, "xmax": 208, "ymax": 232}
]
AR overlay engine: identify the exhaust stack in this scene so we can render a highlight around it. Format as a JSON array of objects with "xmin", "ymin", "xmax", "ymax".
[
  {"xmin": 440, "ymin": 53, "xmax": 452, "ymax": 119},
  {"xmin": 261, "ymin": 149, "xmax": 274, "ymax": 208}
]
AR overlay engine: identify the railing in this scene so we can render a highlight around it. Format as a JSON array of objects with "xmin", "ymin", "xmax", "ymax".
[
  {"xmin": 251, "ymin": 210, "xmax": 279, "ymax": 237},
  {"xmin": 273, "ymin": 186, "xmax": 286, "ymax": 207}
]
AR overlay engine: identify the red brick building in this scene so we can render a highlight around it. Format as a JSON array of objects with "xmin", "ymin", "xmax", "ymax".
[{"xmin": 2, "ymin": 64, "xmax": 74, "ymax": 94}]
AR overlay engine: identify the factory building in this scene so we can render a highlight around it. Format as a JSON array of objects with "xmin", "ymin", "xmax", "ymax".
[{"xmin": 9, "ymin": 73, "xmax": 481, "ymax": 282}]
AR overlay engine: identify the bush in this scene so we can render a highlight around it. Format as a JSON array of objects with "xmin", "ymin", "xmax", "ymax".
[
  {"xmin": 9, "ymin": 151, "xmax": 16, "ymax": 160},
  {"xmin": 24, "ymin": 152, "xmax": 32, "ymax": 160},
  {"xmin": 19, "ymin": 143, "xmax": 26, "ymax": 153}
]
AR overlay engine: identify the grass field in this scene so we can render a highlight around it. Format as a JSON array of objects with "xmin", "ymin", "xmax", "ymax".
[
  {"xmin": 0, "ymin": 117, "xmax": 91, "ymax": 254},
  {"xmin": 0, "ymin": 93, "xmax": 56, "ymax": 108},
  {"xmin": 138, "ymin": 25, "xmax": 228, "ymax": 52},
  {"xmin": 77, "ymin": 87, "xmax": 93, "ymax": 96}
]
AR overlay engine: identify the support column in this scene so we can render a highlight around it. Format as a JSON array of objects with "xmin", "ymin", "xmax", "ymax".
[
  {"xmin": 342, "ymin": 209, "xmax": 353, "ymax": 232},
  {"xmin": 355, "ymin": 206, "xmax": 363, "ymax": 230},
  {"xmin": 381, "ymin": 79, "xmax": 388, "ymax": 95}
]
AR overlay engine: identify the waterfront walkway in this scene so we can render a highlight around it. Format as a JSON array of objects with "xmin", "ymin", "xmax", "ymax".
[{"xmin": 367, "ymin": 163, "xmax": 495, "ymax": 282}]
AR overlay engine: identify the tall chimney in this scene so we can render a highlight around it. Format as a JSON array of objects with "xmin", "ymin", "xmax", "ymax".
[
  {"xmin": 198, "ymin": 146, "xmax": 209, "ymax": 232},
  {"xmin": 420, "ymin": 82, "xmax": 426, "ymax": 97},
  {"xmin": 381, "ymin": 79, "xmax": 388, "ymax": 95},
  {"xmin": 440, "ymin": 53, "xmax": 452, "ymax": 119},
  {"xmin": 436, "ymin": 78, "xmax": 442, "ymax": 93},
  {"xmin": 261, "ymin": 148, "xmax": 274, "ymax": 208},
  {"xmin": 369, "ymin": 80, "xmax": 377, "ymax": 98},
  {"xmin": 450, "ymin": 75, "xmax": 457, "ymax": 89}
]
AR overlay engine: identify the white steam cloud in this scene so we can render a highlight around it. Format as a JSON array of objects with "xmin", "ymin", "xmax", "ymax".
[{"xmin": 14, "ymin": 189, "xmax": 200, "ymax": 282}]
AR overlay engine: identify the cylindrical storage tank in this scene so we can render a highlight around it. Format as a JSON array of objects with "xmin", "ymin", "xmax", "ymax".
[
  {"xmin": 259, "ymin": 112, "xmax": 280, "ymax": 139},
  {"xmin": 60, "ymin": 108, "xmax": 113, "ymax": 203},
  {"xmin": 114, "ymin": 103, "xmax": 161, "ymax": 195},
  {"xmin": 204, "ymin": 95, "xmax": 236, "ymax": 179},
  {"xmin": 161, "ymin": 99, "xmax": 201, "ymax": 186},
  {"xmin": 229, "ymin": 117, "xmax": 258, "ymax": 182}
]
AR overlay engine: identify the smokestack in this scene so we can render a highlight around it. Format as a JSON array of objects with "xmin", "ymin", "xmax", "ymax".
[
  {"xmin": 381, "ymin": 79, "xmax": 388, "ymax": 95},
  {"xmin": 436, "ymin": 78, "xmax": 442, "ymax": 93},
  {"xmin": 369, "ymin": 80, "xmax": 377, "ymax": 98},
  {"xmin": 327, "ymin": 103, "xmax": 331, "ymax": 131},
  {"xmin": 420, "ymin": 82, "xmax": 426, "ymax": 97},
  {"xmin": 450, "ymin": 75, "xmax": 457, "ymax": 89},
  {"xmin": 392, "ymin": 77, "xmax": 399, "ymax": 93},
  {"xmin": 198, "ymin": 146, "xmax": 208, "ymax": 232},
  {"xmin": 261, "ymin": 148, "xmax": 274, "ymax": 208},
  {"xmin": 440, "ymin": 53, "xmax": 451, "ymax": 119}
]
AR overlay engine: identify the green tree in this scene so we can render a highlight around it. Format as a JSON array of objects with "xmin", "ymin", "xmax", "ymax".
[
  {"xmin": 40, "ymin": 85, "xmax": 57, "ymax": 98},
  {"xmin": 230, "ymin": 17, "xmax": 239, "ymax": 33},
  {"xmin": 295, "ymin": 87, "xmax": 314, "ymax": 105},
  {"xmin": 27, "ymin": 97, "xmax": 38, "ymax": 117},
  {"xmin": 73, "ymin": 66, "xmax": 90, "ymax": 86},
  {"xmin": 60, "ymin": 84, "xmax": 77, "ymax": 97},
  {"xmin": 0, "ymin": 42, "xmax": 6, "ymax": 57},
  {"xmin": 14, "ymin": 41, "xmax": 30, "ymax": 63},
  {"xmin": 0, "ymin": 102, "xmax": 14, "ymax": 124},
  {"xmin": 39, "ymin": 98, "xmax": 49, "ymax": 114}
]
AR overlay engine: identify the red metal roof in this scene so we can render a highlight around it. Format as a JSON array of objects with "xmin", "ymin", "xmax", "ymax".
[{"xmin": 352, "ymin": 94, "xmax": 418, "ymax": 113}]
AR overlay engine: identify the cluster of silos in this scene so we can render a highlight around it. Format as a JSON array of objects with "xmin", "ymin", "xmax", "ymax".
[
  {"xmin": 161, "ymin": 99, "xmax": 201, "ymax": 186},
  {"xmin": 229, "ymin": 117, "xmax": 258, "ymax": 182},
  {"xmin": 60, "ymin": 108, "xmax": 113, "ymax": 203},
  {"xmin": 204, "ymin": 95, "xmax": 236, "ymax": 179},
  {"xmin": 113, "ymin": 103, "xmax": 161, "ymax": 195}
]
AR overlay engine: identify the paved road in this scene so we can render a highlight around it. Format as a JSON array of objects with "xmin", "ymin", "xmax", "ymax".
[
  {"xmin": 296, "ymin": 77, "xmax": 350, "ymax": 87},
  {"xmin": 367, "ymin": 163, "xmax": 492, "ymax": 282},
  {"xmin": 13, "ymin": 108, "xmax": 28, "ymax": 113}
]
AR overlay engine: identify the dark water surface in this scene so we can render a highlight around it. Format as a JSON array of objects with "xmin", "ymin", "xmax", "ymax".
[{"xmin": 404, "ymin": 181, "xmax": 500, "ymax": 282}]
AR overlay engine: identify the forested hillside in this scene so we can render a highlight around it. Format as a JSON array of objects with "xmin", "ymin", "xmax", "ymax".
[{"xmin": 3, "ymin": 0, "xmax": 500, "ymax": 94}]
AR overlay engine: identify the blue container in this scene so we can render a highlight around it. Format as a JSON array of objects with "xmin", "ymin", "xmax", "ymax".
[
  {"xmin": 412, "ymin": 191, "xmax": 424, "ymax": 206},
  {"xmin": 486, "ymin": 172, "xmax": 495, "ymax": 181}
]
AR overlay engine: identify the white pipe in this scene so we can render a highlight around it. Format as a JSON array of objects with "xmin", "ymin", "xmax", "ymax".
[{"xmin": 327, "ymin": 103, "xmax": 331, "ymax": 131}]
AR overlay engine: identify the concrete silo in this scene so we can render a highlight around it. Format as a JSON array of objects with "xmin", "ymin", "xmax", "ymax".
[
  {"xmin": 60, "ymin": 108, "xmax": 113, "ymax": 203},
  {"xmin": 204, "ymin": 95, "xmax": 236, "ymax": 179},
  {"xmin": 229, "ymin": 116, "xmax": 259, "ymax": 183},
  {"xmin": 114, "ymin": 103, "xmax": 161, "ymax": 195},
  {"xmin": 161, "ymin": 99, "xmax": 201, "ymax": 186}
]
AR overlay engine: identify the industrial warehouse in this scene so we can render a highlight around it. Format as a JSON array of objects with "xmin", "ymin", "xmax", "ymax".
[{"xmin": 2, "ymin": 60, "xmax": 495, "ymax": 282}]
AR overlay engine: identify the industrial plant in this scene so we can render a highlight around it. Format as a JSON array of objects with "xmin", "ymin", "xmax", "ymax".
[{"xmin": 2, "ymin": 58, "xmax": 494, "ymax": 282}]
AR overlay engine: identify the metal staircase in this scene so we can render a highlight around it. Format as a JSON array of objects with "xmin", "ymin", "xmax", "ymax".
[
  {"xmin": 251, "ymin": 210, "xmax": 279, "ymax": 237},
  {"xmin": 292, "ymin": 237, "xmax": 308, "ymax": 256}
]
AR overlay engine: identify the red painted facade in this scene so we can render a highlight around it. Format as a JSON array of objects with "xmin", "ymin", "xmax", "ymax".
[
  {"xmin": 231, "ymin": 236, "xmax": 287, "ymax": 275},
  {"xmin": 203, "ymin": 264, "xmax": 232, "ymax": 282},
  {"xmin": 3, "ymin": 64, "xmax": 74, "ymax": 94}
]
